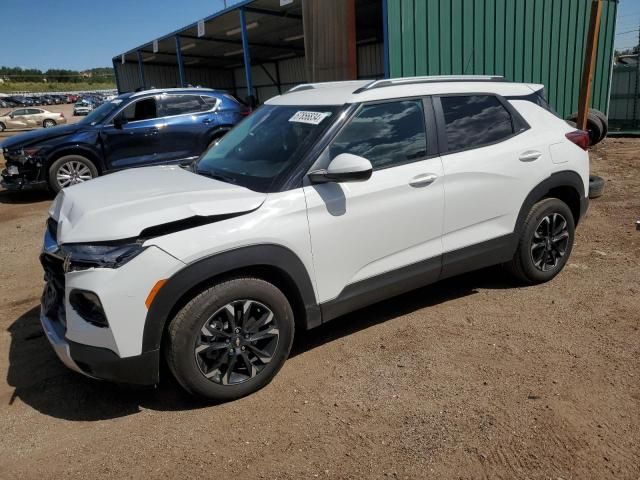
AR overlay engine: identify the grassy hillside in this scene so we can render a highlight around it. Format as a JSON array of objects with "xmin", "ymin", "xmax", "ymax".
[{"xmin": 0, "ymin": 81, "xmax": 116, "ymax": 93}]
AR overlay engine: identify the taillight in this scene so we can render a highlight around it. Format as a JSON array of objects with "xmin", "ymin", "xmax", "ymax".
[
  {"xmin": 565, "ymin": 130, "xmax": 589, "ymax": 151},
  {"xmin": 60, "ymin": 112, "xmax": 64, "ymax": 118},
  {"xmin": 240, "ymin": 108, "xmax": 251, "ymax": 116}
]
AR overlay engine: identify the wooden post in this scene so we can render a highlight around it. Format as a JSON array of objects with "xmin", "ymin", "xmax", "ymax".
[{"xmin": 577, "ymin": 0, "xmax": 603, "ymax": 130}]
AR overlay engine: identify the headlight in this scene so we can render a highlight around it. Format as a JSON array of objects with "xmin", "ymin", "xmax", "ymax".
[
  {"xmin": 61, "ymin": 242, "xmax": 145, "ymax": 270},
  {"xmin": 22, "ymin": 147, "xmax": 42, "ymax": 157}
]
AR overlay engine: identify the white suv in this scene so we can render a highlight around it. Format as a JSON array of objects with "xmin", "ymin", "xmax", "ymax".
[{"xmin": 40, "ymin": 76, "xmax": 589, "ymax": 401}]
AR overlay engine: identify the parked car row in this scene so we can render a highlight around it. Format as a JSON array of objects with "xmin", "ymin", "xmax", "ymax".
[{"xmin": 0, "ymin": 90, "xmax": 117, "ymax": 109}]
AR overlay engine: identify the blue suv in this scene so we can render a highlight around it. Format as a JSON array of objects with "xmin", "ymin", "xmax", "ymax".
[{"xmin": 1, "ymin": 88, "xmax": 249, "ymax": 192}]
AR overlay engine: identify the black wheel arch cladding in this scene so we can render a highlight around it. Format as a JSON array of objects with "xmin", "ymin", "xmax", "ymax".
[
  {"xmin": 516, "ymin": 171, "xmax": 586, "ymax": 234},
  {"xmin": 142, "ymin": 244, "xmax": 320, "ymax": 353}
]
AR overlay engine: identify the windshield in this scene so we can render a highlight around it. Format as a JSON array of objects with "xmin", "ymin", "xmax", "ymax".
[
  {"xmin": 196, "ymin": 104, "xmax": 341, "ymax": 192},
  {"xmin": 77, "ymin": 99, "xmax": 122, "ymax": 126}
]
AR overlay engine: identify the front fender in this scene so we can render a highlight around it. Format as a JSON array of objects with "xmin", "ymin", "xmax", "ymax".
[
  {"xmin": 45, "ymin": 136, "xmax": 103, "ymax": 171},
  {"xmin": 142, "ymin": 244, "xmax": 320, "ymax": 353}
]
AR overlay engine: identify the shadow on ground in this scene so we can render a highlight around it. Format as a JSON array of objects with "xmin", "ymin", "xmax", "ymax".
[
  {"xmin": 6, "ymin": 266, "xmax": 517, "ymax": 421},
  {"xmin": 0, "ymin": 189, "xmax": 53, "ymax": 205}
]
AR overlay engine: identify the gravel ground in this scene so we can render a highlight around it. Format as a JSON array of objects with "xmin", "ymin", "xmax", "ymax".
[{"xmin": 0, "ymin": 136, "xmax": 638, "ymax": 479}]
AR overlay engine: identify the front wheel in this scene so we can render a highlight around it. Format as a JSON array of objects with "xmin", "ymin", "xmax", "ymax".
[
  {"xmin": 48, "ymin": 155, "xmax": 98, "ymax": 192},
  {"xmin": 165, "ymin": 277, "xmax": 295, "ymax": 401},
  {"xmin": 505, "ymin": 198, "xmax": 575, "ymax": 284},
  {"xmin": 0, "ymin": 122, "xmax": 5, "ymax": 132}
]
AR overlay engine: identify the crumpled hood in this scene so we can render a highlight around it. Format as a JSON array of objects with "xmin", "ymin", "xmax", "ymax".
[
  {"xmin": 49, "ymin": 165, "xmax": 266, "ymax": 244},
  {"xmin": 0, "ymin": 123, "xmax": 85, "ymax": 149}
]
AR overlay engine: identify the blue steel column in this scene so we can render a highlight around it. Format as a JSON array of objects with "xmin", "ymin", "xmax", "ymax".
[
  {"xmin": 175, "ymin": 35, "xmax": 186, "ymax": 88},
  {"xmin": 136, "ymin": 50, "xmax": 146, "ymax": 88},
  {"xmin": 112, "ymin": 58, "xmax": 122, "ymax": 93},
  {"xmin": 239, "ymin": 8, "xmax": 253, "ymax": 104},
  {"xmin": 382, "ymin": 0, "xmax": 390, "ymax": 79}
]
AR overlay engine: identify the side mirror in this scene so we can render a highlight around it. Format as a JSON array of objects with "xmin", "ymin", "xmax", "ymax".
[
  {"xmin": 308, "ymin": 153, "xmax": 373, "ymax": 184},
  {"xmin": 113, "ymin": 116, "xmax": 127, "ymax": 129}
]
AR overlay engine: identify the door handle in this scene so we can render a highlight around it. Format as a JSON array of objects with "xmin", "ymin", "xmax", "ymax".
[
  {"xmin": 409, "ymin": 173, "xmax": 438, "ymax": 188},
  {"xmin": 519, "ymin": 150, "xmax": 542, "ymax": 162},
  {"xmin": 203, "ymin": 118, "xmax": 213, "ymax": 124}
]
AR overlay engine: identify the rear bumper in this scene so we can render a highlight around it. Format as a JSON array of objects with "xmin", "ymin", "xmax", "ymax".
[{"xmin": 40, "ymin": 309, "xmax": 160, "ymax": 385}]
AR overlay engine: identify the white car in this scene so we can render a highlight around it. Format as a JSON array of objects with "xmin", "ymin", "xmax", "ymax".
[
  {"xmin": 40, "ymin": 76, "xmax": 589, "ymax": 401},
  {"xmin": 73, "ymin": 102, "xmax": 93, "ymax": 116}
]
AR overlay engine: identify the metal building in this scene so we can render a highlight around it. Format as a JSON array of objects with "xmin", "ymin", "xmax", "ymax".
[{"xmin": 113, "ymin": 0, "xmax": 618, "ymax": 118}]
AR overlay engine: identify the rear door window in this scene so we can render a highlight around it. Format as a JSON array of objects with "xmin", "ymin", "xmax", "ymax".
[
  {"xmin": 439, "ymin": 95, "xmax": 514, "ymax": 152},
  {"xmin": 160, "ymin": 94, "xmax": 209, "ymax": 116},
  {"xmin": 201, "ymin": 95, "xmax": 221, "ymax": 108}
]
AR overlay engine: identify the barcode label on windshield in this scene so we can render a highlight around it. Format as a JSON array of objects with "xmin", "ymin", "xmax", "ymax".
[{"xmin": 289, "ymin": 111, "xmax": 331, "ymax": 125}]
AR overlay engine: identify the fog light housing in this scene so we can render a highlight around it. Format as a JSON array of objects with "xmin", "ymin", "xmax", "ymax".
[{"xmin": 69, "ymin": 289, "xmax": 108, "ymax": 328}]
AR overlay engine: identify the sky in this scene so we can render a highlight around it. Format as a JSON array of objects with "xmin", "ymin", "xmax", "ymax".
[
  {"xmin": 0, "ymin": 0, "xmax": 638, "ymax": 71},
  {"xmin": 615, "ymin": 0, "xmax": 640, "ymax": 52},
  {"xmin": 0, "ymin": 0, "xmax": 237, "ymax": 70}
]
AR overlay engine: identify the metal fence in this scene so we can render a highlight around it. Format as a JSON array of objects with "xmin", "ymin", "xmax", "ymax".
[{"xmin": 609, "ymin": 63, "xmax": 640, "ymax": 134}]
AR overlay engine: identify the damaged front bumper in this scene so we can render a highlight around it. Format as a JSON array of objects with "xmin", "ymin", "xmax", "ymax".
[{"xmin": 1, "ymin": 151, "xmax": 47, "ymax": 190}]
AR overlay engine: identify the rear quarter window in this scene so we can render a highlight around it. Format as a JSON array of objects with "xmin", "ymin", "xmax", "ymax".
[{"xmin": 440, "ymin": 95, "xmax": 515, "ymax": 152}]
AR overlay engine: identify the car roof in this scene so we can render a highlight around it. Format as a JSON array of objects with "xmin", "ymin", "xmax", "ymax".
[{"xmin": 266, "ymin": 76, "xmax": 544, "ymax": 106}]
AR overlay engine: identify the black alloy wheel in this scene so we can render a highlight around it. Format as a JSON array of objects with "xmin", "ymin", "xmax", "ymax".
[
  {"xmin": 530, "ymin": 212, "xmax": 570, "ymax": 272},
  {"xmin": 194, "ymin": 299, "xmax": 280, "ymax": 386}
]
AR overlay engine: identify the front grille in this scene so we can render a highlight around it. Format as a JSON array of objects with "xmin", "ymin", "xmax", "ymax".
[{"xmin": 40, "ymin": 252, "xmax": 66, "ymax": 329}]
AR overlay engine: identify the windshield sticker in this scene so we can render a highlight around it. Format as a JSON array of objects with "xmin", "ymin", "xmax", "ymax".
[{"xmin": 289, "ymin": 111, "xmax": 332, "ymax": 125}]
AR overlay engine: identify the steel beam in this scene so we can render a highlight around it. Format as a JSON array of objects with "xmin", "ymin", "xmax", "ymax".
[
  {"xmin": 136, "ymin": 50, "xmax": 146, "ymax": 88},
  {"xmin": 382, "ymin": 0, "xmax": 390, "ymax": 79},
  {"xmin": 239, "ymin": 8, "xmax": 254, "ymax": 104},
  {"xmin": 112, "ymin": 58, "xmax": 122, "ymax": 93},
  {"xmin": 175, "ymin": 35, "xmax": 187, "ymax": 87},
  {"xmin": 179, "ymin": 34, "xmax": 304, "ymax": 53}
]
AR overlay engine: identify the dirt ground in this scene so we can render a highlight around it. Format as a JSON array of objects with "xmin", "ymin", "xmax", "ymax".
[{"xmin": 0, "ymin": 136, "xmax": 638, "ymax": 479}]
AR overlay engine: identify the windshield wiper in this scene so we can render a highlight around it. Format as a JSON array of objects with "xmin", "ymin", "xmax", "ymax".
[{"xmin": 196, "ymin": 169, "xmax": 237, "ymax": 185}]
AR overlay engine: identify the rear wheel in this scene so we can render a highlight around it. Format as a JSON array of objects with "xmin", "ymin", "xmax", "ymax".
[
  {"xmin": 0, "ymin": 122, "xmax": 5, "ymax": 132},
  {"xmin": 43, "ymin": 119, "xmax": 56, "ymax": 128},
  {"xmin": 48, "ymin": 155, "xmax": 98, "ymax": 192},
  {"xmin": 505, "ymin": 198, "xmax": 575, "ymax": 284},
  {"xmin": 165, "ymin": 277, "xmax": 295, "ymax": 401}
]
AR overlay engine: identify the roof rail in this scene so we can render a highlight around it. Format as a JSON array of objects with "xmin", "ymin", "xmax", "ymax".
[
  {"xmin": 352, "ymin": 75, "xmax": 507, "ymax": 93},
  {"xmin": 130, "ymin": 86, "xmax": 218, "ymax": 97},
  {"xmin": 287, "ymin": 80, "xmax": 370, "ymax": 94}
]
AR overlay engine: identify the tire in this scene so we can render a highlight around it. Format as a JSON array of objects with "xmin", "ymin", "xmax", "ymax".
[
  {"xmin": 43, "ymin": 119, "xmax": 56, "ymax": 128},
  {"xmin": 505, "ymin": 198, "xmax": 575, "ymax": 285},
  {"xmin": 589, "ymin": 174, "xmax": 605, "ymax": 199},
  {"xmin": 590, "ymin": 109, "xmax": 608, "ymax": 139},
  {"xmin": 48, "ymin": 155, "xmax": 99, "ymax": 192},
  {"xmin": 0, "ymin": 122, "xmax": 5, "ymax": 133},
  {"xmin": 165, "ymin": 277, "xmax": 295, "ymax": 401}
]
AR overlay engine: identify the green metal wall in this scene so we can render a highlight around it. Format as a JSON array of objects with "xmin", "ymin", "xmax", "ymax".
[{"xmin": 386, "ymin": 0, "xmax": 618, "ymax": 118}]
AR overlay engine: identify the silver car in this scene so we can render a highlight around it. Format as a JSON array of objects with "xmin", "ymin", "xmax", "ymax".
[{"xmin": 0, "ymin": 108, "xmax": 67, "ymax": 132}]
